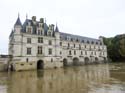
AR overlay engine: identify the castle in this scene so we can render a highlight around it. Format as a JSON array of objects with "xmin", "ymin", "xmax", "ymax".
[{"xmin": 8, "ymin": 15, "xmax": 107, "ymax": 71}]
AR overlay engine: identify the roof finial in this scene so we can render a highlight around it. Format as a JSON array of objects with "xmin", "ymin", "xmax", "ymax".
[
  {"xmin": 18, "ymin": 12, "xmax": 20, "ymax": 18},
  {"xmin": 56, "ymin": 22, "xmax": 58, "ymax": 27},
  {"xmin": 45, "ymin": 18, "xmax": 46, "ymax": 23},
  {"xmin": 26, "ymin": 13, "xmax": 28, "ymax": 19}
]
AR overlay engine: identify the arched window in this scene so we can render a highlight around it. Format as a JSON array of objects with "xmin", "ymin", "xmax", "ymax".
[
  {"xmin": 91, "ymin": 41, "xmax": 94, "ymax": 44},
  {"xmin": 87, "ymin": 40, "xmax": 90, "ymax": 44},
  {"xmin": 82, "ymin": 40, "xmax": 84, "ymax": 43},
  {"xmin": 69, "ymin": 50, "xmax": 72, "ymax": 55}
]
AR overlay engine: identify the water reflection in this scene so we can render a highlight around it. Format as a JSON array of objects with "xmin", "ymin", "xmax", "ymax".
[{"xmin": 1, "ymin": 63, "xmax": 125, "ymax": 93}]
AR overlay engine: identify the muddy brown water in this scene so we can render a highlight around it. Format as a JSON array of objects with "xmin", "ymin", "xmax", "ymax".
[{"xmin": 0, "ymin": 63, "xmax": 125, "ymax": 93}]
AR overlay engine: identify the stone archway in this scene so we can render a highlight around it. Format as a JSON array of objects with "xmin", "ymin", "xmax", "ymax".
[
  {"xmin": 73, "ymin": 57, "xmax": 79, "ymax": 66},
  {"xmin": 37, "ymin": 60, "xmax": 44, "ymax": 70},
  {"xmin": 63, "ymin": 58, "xmax": 68, "ymax": 66},
  {"xmin": 95, "ymin": 57, "xmax": 99, "ymax": 63},
  {"xmin": 85, "ymin": 57, "xmax": 89, "ymax": 64},
  {"xmin": 10, "ymin": 64, "xmax": 14, "ymax": 71},
  {"xmin": 103, "ymin": 57, "xmax": 107, "ymax": 63}
]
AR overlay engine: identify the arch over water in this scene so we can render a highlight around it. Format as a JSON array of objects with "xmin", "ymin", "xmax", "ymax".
[
  {"xmin": 103, "ymin": 57, "xmax": 107, "ymax": 63},
  {"xmin": 73, "ymin": 57, "xmax": 79, "ymax": 66},
  {"xmin": 84, "ymin": 57, "xmax": 89, "ymax": 64},
  {"xmin": 95, "ymin": 57, "xmax": 99, "ymax": 63},
  {"xmin": 37, "ymin": 60, "xmax": 44, "ymax": 70},
  {"xmin": 63, "ymin": 58, "xmax": 68, "ymax": 66}
]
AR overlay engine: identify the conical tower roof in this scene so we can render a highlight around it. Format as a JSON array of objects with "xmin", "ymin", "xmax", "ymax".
[
  {"xmin": 55, "ymin": 25, "xmax": 59, "ymax": 32},
  {"xmin": 14, "ymin": 14, "xmax": 22, "ymax": 27}
]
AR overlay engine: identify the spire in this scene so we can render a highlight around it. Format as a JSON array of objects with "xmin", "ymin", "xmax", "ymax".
[
  {"xmin": 55, "ymin": 23, "xmax": 59, "ymax": 32},
  {"xmin": 26, "ymin": 13, "xmax": 28, "ymax": 19},
  {"xmin": 14, "ymin": 13, "xmax": 22, "ymax": 27}
]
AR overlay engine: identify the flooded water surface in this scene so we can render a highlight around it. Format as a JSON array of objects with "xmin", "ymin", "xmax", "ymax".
[{"xmin": 0, "ymin": 63, "xmax": 125, "ymax": 93}]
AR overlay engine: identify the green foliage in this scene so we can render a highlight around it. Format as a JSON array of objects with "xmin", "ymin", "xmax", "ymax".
[{"xmin": 103, "ymin": 34, "xmax": 125, "ymax": 62}]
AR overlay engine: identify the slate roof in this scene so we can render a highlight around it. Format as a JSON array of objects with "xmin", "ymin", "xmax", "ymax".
[
  {"xmin": 14, "ymin": 17, "xmax": 22, "ymax": 26},
  {"xmin": 55, "ymin": 25, "xmax": 59, "ymax": 32},
  {"xmin": 60, "ymin": 32, "xmax": 101, "ymax": 44},
  {"xmin": 12, "ymin": 17, "xmax": 102, "ymax": 44}
]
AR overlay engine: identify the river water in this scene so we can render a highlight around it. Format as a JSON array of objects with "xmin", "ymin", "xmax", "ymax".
[{"xmin": 0, "ymin": 63, "xmax": 125, "ymax": 93}]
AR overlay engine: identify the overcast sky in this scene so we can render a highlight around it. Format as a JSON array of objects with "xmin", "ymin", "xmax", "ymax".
[{"xmin": 0, "ymin": 0, "xmax": 125, "ymax": 54}]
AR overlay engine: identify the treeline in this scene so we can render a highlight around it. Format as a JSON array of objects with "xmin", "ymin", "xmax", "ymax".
[{"xmin": 103, "ymin": 34, "xmax": 125, "ymax": 62}]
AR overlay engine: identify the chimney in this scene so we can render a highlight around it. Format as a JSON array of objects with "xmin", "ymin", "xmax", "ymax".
[{"xmin": 32, "ymin": 16, "xmax": 36, "ymax": 21}]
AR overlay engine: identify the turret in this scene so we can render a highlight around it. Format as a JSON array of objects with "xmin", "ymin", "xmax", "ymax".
[
  {"xmin": 55, "ymin": 25, "xmax": 60, "ymax": 39},
  {"xmin": 14, "ymin": 14, "xmax": 22, "ymax": 35},
  {"xmin": 12, "ymin": 14, "xmax": 23, "ymax": 56},
  {"xmin": 55, "ymin": 24, "xmax": 60, "ymax": 56}
]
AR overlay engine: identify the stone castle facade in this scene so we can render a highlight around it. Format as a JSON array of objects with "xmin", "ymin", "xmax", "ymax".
[{"xmin": 9, "ymin": 15, "xmax": 107, "ymax": 71}]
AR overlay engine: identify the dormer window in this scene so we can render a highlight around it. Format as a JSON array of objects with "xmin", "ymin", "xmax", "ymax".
[
  {"xmin": 39, "ymin": 23, "xmax": 42, "ymax": 27},
  {"xmin": 82, "ymin": 40, "xmax": 84, "ymax": 43},
  {"xmin": 91, "ymin": 41, "xmax": 94, "ymax": 44},
  {"xmin": 28, "ymin": 22, "xmax": 31, "ymax": 26},
  {"xmin": 37, "ymin": 29, "xmax": 43, "ymax": 35},
  {"xmin": 87, "ymin": 40, "xmax": 90, "ymax": 44},
  {"xmin": 48, "ymin": 31, "xmax": 51, "ymax": 36},
  {"xmin": 76, "ymin": 39, "xmax": 79, "ymax": 42},
  {"xmin": 38, "ymin": 30, "xmax": 40, "ymax": 35},
  {"xmin": 27, "ymin": 27, "xmax": 31, "ymax": 34}
]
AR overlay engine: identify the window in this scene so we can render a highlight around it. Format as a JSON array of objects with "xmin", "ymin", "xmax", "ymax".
[
  {"xmin": 85, "ymin": 51, "xmax": 87, "ymax": 55},
  {"xmin": 71, "ymin": 38, "xmax": 73, "ymax": 41},
  {"xmin": 79, "ymin": 44, "xmax": 81, "ymax": 49},
  {"xmin": 69, "ymin": 50, "xmax": 72, "ymax": 55},
  {"xmin": 95, "ymin": 51, "xmax": 96, "ymax": 55},
  {"xmin": 96, "ymin": 42, "xmax": 98, "ymax": 45},
  {"xmin": 68, "ymin": 43, "xmax": 70, "ymax": 48},
  {"xmin": 74, "ymin": 44, "xmax": 75, "ymax": 48},
  {"xmin": 60, "ymin": 51, "xmax": 62, "ymax": 55},
  {"xmin": 76, "ymin": 39, "xmax": 79, "ymax": 42},
  {"xmin": 27, "ymin": 48, "xmax": 31, "ymax": 55},
  {"xmin": 100, "ymin": 42, "xmax": 102, "ymax": 45},
  {"xmin": 85, "ymin": 45, "xmax": 86, "ymax": 48},
  {"xmin": 91, "ymin": 41, "xmax": 94, "ymax": 44},
  {"xmin": 48, "ymin": 40, "xmax": 52, "ymax": 45},
  {"xmin": 26, "ymin": 58, "xmax": 29, "ymax": 62},
  {"xmin": 87, "ymin": 40, "xmax": 90, "ymax": 44},
  {"xmin": 48, "ymin": 32, "xmax": 51, "ymax": 36},
  {"xmin": 82, "ymin": 40, "xmax": 84, "ymax": 43},
  {"xmin": 38, "ymin": 37, "xmax": 43, "ymax": 43},
  {"xmin": 27, "ymin": 27, "xmax": 31, "ymax": 34},
  {"xmin": 81, "ymin": 51, "xmax": 83, "ymax": 55},
  {"xmin": 38, "ymin": 30, "xmax": 43, "ymax": 35},
  {"xmin": 74, "ymin": 50, "xmax": 76, "ymax": 55},
  {"xmin": 49, "ymin": 48, "xmax": 52, "ymax": 55},
  {"xmin": 27, "ymin": 38, "xmax": 31, "ymax": 43},
  {"xmin": 91, "ymin": 52, "xmax": 93, "ymax": 55},
  {"xmin": 38, "ymin": 46, "xmax": 42, "ymax": 54},
  {"xmin": 51, "ymin": 58, "xmax": 53, "ymax": 62},
  {"xmin": 38, "ymin": 30, "xmax": 41, "ymax": 35},
  {"xmin": 60, "ymin": 42, "xmax": 62, "ymax": 46}
]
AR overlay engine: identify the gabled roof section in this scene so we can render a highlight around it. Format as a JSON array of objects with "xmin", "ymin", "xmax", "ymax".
[{"xmin": 14, "ymin": 16, "xmax": 22, "ymax": 27}]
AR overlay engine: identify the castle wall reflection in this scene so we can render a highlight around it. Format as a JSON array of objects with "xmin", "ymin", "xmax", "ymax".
[{"xmin": 7, "ymin": 64, "xmax": 110, "ymax": 93}]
